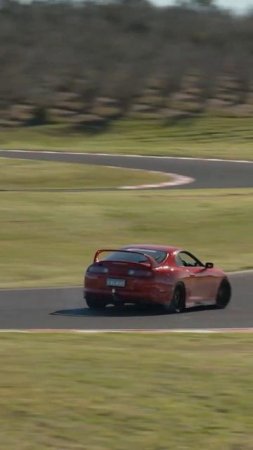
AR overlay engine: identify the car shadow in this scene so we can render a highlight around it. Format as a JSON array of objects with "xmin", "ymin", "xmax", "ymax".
[
  {"xmin": 51, "ymin": 304, "xmax": 218, "ymax": 318},
  {"xmin": 183, "ymin": 304, "xmax": 217, "ymax": 313},
  {"xmin": 51, "ymin": 305, "xmax": 165, "ymax": 317}
]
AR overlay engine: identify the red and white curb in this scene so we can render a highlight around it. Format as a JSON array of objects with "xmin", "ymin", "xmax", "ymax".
[{"xmin": 119, "ymin": 171, "xmax": 194, "ymax": 189}]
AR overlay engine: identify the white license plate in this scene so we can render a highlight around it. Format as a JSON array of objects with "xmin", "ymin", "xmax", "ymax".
[{"xmin": 107, "ymin": 278, "xmax": 126, "ymax": 288}]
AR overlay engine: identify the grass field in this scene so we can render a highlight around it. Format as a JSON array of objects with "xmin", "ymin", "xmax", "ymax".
[
  {"xmin": 0, "ymin": 119, "xmax": 252, "ymax": 450},
  {"xmin": 0, "ymin": 332, "xmax": 252, "ymax": 450},
  {"xmin": 1, "ymin": 116, "xmax": 253, "ymax": 160},
  {"xmin": 0, "ymin": 187, "xmax": 252, "ymax": 287},
  {"xmin": 0, "ymin": 158, "xmax": 171, "ymax": 190}
]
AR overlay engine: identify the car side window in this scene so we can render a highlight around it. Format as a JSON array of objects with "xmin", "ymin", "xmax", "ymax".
[{"xmin": 176, "ymin": 251, "xmax": 203, "ymax": 267}]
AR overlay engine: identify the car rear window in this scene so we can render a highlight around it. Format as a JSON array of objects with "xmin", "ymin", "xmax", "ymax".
[{"xmin": 104, "ymin": 249, "xmax": 167, "ymax": 264}]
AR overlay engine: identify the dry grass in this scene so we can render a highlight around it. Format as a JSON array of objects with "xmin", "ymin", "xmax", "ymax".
[
  {"xmin": 0, "ymin": 158, "xmax": 171, "ymax": 190},
  {"xmin": 0, "ymin": 188, "xmax": 252, "ymax": 287},
  {"xmin": 0, "ymin": 332, "xmax": 252, "ymax": 450}
]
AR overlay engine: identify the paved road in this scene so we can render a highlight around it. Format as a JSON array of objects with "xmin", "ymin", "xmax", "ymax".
[
  {"xmin": 0, "ymin": 273, "xmax": 252, "ymax": 330},
  {"xmin": 0, "ymin": 149, "xmax": 253, "ymax": 189},
  {"xmin": 0, "ymin": 150, "xmax": 252, "ymax": 330}
]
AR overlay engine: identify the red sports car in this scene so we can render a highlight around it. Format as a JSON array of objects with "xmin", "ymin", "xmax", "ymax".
[{"xmin": 84, "ymin": 244, "xmax": 231, "ymax": 312}]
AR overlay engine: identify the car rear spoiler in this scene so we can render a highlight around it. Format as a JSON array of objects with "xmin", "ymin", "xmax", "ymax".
[{"xmin": 93, "ymin": 249, "xmax": 157, "ymax": 268}]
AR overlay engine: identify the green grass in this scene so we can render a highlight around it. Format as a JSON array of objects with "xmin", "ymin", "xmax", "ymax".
[
  {"xmin": 0, "ymin": 188, "xmax": 252, "ymax": 287},
  {"xmin": 0, "ymin": 158, "xmax": 171, "ymax": 190},
  {"xmin": 1, "ymin": 115, "xmax": 253, "ymax": 159},
  {"xmin": 0, "ymin": 333, "xmax": 252, "ymax": 450}
]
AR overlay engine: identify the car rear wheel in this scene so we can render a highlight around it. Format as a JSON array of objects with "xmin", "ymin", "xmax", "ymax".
[
  {"xmin": 216, "ymin": 279, "xmax": 231, "ymax": 309},
  {"xmin": 166, "ymin": 284, "xmax": 185, "ymax": 313},
  {"xmin": 86, "ymin": 294, "xmax": 107, "ymax": 310}
]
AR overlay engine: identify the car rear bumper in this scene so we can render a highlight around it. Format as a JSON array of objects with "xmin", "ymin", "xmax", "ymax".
[{"xmin": 84, "ymin": 287, "xmax": 172, "ymax": 306}]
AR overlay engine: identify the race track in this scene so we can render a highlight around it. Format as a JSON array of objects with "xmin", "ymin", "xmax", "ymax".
[
  {"xmin": 0, "ymin": 149, "xmax": 252, "ymax": 330},
  {"xmin": 0, "ymin": 149, "xmax": 253, "ymax": 189}
]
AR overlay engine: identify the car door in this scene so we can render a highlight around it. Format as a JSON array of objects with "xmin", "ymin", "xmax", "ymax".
[{"xmin": 176, "ymin": 251, "xmax": 210, "ymax": 304}]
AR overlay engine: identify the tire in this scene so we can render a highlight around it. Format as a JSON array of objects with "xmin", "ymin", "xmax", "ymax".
[
  {"xmin": 85, "ymin": 294, "xmax": 106, "ymax": 310},
  {"xmin": 216, "ymin": 278, "xmax": 231, "ymax": 309},
  {"xmin": 166, "ymin": 284, "xmax": 185, "ymax": 313}
]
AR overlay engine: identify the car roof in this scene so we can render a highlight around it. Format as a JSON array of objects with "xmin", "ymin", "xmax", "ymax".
[{"xmin": 122, "ymin": 244, "xmax": 180, "ymax": 253}]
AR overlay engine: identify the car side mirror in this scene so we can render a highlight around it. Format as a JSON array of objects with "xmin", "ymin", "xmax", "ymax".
[{"xmin": 205, "ymin": 262, "xmax": 213, "ymax": 269}]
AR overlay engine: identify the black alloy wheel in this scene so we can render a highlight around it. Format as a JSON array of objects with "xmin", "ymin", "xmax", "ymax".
[
  {"xmin": 166, "ymin": 284, "xmax": 185, "ymax": 313},
  {"xmin": 216, "ymin": 278, "xmax": 231, "ymax": 309}
]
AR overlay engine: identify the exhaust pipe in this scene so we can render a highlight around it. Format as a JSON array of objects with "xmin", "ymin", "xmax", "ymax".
[{"xmin": 111, "ymin": 288, "xmax": 123, "ymax": 305}]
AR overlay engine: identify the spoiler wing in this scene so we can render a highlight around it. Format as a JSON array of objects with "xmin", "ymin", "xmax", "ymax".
[{"xmin": 93, "ymin": 249, "xmax": 157, "ymax": 268}]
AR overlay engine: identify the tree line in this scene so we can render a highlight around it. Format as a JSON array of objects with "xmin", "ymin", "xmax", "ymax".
[{"xmin": 0, "ymin": 0, "xmax": 253, "ymax": 125}]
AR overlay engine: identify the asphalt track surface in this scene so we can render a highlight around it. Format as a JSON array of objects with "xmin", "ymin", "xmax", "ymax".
[
  {"xmin": 0, "ymin": 149, "xmax": 253, "ymax": 330},
  {"xmin": 0, "ymin": 149, "xmax": 253, "ymax": 189}
]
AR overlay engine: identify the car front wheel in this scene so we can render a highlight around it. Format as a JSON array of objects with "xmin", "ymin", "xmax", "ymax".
[
  {"xmin": 216, "ymin": 278, "xmax": 231, "ymax": 309},
  {"xmin": 166, "ymin": 284, "xmax": 185, "ymax": 313}
]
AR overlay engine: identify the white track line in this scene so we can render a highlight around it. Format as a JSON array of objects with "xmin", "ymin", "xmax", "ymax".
[
  {"xmin": 0, "ymin": 329, "xmax": 252, "ymax": 334},
  {"xmin": 2, "ymin": 149, "xmax": 253, "ymax": 164}
]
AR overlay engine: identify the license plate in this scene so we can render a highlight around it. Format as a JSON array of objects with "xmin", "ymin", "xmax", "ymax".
[{"xmin": 106, "ymin": 278, "xmax": 126, "ymax": 288}]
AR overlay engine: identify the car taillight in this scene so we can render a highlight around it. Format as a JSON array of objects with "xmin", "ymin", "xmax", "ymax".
[
  {"xmin": 87, "ymin": 264, "xmax": 109, "ymax": 274},
  {"xmin": 128, "ymin": 269, "xmax": 152, "ymax": 277}
]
